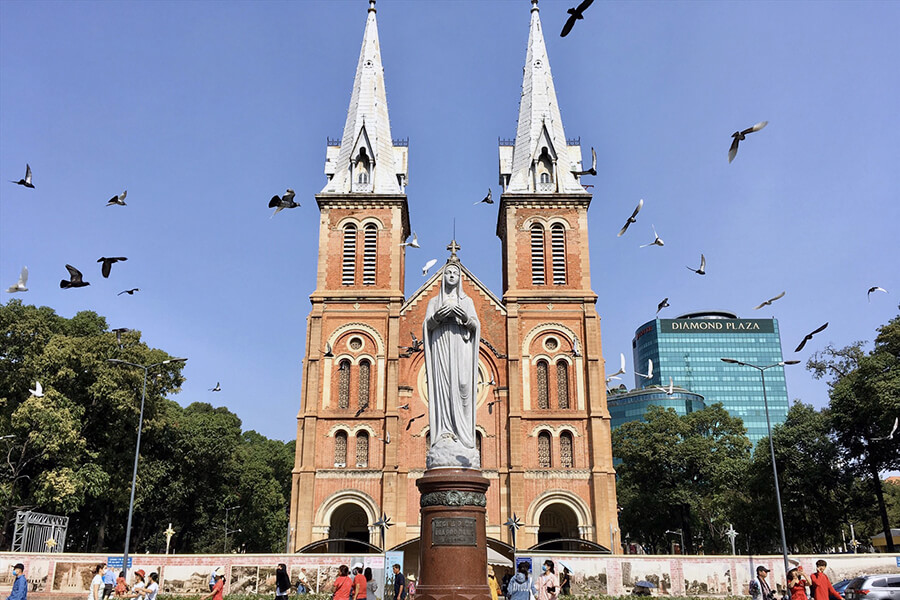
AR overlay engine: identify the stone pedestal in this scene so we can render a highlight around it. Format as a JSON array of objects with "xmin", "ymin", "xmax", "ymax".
[{"xmin": 416, "ymin": 468, "xmax": 492, "ymax": 600}]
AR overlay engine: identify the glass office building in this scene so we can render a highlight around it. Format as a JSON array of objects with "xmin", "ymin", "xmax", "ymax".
[
  {"xmin": 607, "ymin": 387, "xmax": 706, "ymax": 431},
  {"xmin": 632, "ymin": 310, "xmax": 790, "ymax": 446}
]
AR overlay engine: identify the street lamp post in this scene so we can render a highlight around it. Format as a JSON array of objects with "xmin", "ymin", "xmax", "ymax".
[
  {"xmin": 665, "ymin": 529, "xmax": 685, "ymax": 554},
  {"xmin": 108, "ymin": 357, "xmax": 187, "ymax": 576},
  {"xmin": 720, "ymin": 358, "xmax": 799, "ymax": 578}
]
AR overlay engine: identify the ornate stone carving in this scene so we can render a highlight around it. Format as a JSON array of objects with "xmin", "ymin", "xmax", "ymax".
[{"xmin": 420, "ymin": 490, "xmax": 487, "ymax": 508}]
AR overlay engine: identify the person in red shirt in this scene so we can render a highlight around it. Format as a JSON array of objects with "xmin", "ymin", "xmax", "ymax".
[
  {"xmin": 787, "ymin": 567, "xmax": 811, "ymax": 600},
  {"xmin": 199, "ymin": 571, "xmax": 224, "ymax": 600},
  {"xmin": 352, "ymin": 563, "xmax": 367, "ymax": 600},
  {"xmin": 809, "ymin": 560, "xmax": 842, "ymax": 600},
  {"xmin": 333, "ymin": 565, "xmax": 353, "ymax": 600}
]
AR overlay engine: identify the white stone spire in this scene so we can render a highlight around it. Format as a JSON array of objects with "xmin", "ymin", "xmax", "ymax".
[
  {"xmin": 503, "ymin": 0, "xmax": 586, "ymax": 195},
  {"xmin": 322, "ymin": 0, "xmax": 407, "ymax": 195}
]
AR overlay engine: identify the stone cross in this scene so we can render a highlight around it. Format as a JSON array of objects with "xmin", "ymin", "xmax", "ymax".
[{"xmin": 725, "ymin": 523, "xmax": 738, "ymax": 555}]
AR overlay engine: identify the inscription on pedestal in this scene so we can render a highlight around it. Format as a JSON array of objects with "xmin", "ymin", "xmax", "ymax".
[{"xmin": 431, "ymin": 517, "xmax": 477, "ymax": 546}]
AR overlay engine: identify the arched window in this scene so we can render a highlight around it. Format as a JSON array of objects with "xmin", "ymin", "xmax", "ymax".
[
  {"xmin": 560, "ymin": 431, "xmax": 574, "ymax": 468},
  {"xmin": 476, "ymin": 432, "xmax": 483, "ymax": 466},
  {"xmin": 536, "ymin": 360, "xmax": 549, "ymax": 409},
  {"xmin": 357, "ymin": 171, "xmax": 369, "ymax": 184},
  {"xmin": 557, "ymin": 361, "xmax": 570, "ymax": 409},
  {"xmin": 362, "ymin": 224, "xmax": 377, "ymax": 285},
  {"xmin": 356, "ymin": 431, "xmax": 369, "ymax": 468},
  {"xmin": 531, "ymin": 224, "xmax": 546, "ymax": 285},
  {"xmin": 538, "ymin": 431, "xmax": 551, "ymax": 468},
  {"xmin": 540, "ymin": 172, "xmax": 551, "ymax": 184},
  {"xmin": 358, "ymin": 359, "xmax": 371, "ymax": 410},
  {"xmin": 536, "ymin": 146, "xmax": 554, "ymax": 189},
  {"xmin": 551, "ymin": 223, "xmax": 566, "ymax": 285},
  {"xmin": 334, "ymin": 431, "xmax": 348, "ymax": 467},
  {"xmin": 354, "ymin": 148, "xmax": 370, "ymax": 190},
  {"xmin": 342, "ymin": 224, "xmax": 357, "ymax": 285},
  {"xmin": 338, "ymin": 359, "xmax": 351, "ymax": 409}
]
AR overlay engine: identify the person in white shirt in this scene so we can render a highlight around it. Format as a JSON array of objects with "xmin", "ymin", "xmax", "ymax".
[
  {"xmin": 89, "ymin": 565, "xmax": 105, "ymax": 600},
  {"xmin": 142, "ymin": 573, "xmax": 159, "ymax": 600}
]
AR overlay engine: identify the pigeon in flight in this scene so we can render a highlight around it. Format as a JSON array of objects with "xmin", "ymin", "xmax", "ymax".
[
  {"xmin": 617, "ymin": 199, "xmax": 643, "ymax": 237},
  {"xmin": 606, "ymin": 353, "xmax": 626, "ymax": 383},
  {"xmin": 60, "ymin": 265, "xmax": 89, "ymax": 288},
  {"xmin": 478, "ymin": 375, "xmax": 496, "ymax": 388},
  {"xmin": 560, "ymin": 0, "xmax": 594, "ymax": 37},
  {"xmin": 404, "ymin": 331, "xmax": 423, "ymax": 353},
  {"xmin": 98, "ymin": 256, "xmax": 127, "ymax": 278},
  {"xmin": 30, "ymin": 381, "xmax": 44, "ymax": 397},
  {"xmin": 657, "ymin": 297, "xmax": 670, "ymax": 315},
  {"xmin": 422, "ymin": 259, "xmax": 438, "ymax": 276},
  {"xmin": 355, "ymin": 406, "xmax": 367, "ymax": 418},
  {"xmin": 686, "ymin": 253, "xmax": 706, "ymax": 275},
  {"xmin": 398, "ymin": 403, "xmax": 410, "ymax": 410},
  {"xmin": 406, "ymin": 413, "xmax": 426, "ymax": 431},
  {"xmin": 474, "ymin": 189, "xmax": 493, "ymax": 205},
  {"xmin": 269, "ymin": 189, "xmax": 299, "ymax": 216},
  {"xmin": 323, "ymin": 342, "xmax": 334, "ymax": 358},
  {"xmin": 868, "ymin": 286, "xmax": 888, "ymax": 301},
  {"xmin": 655, "ymin": 377, "xmax": 675, "ymax": 396},
  {"xmin": 400, "ymin": 232, "xmax": 420, "ymax": 248},
  {"xmin": 571, "ymin": 147, "xmax": 597, "ymax": 177},
  {"xmin": 118, "ymin": 288, "xmax": 140, "ymax": 296},
  {"xmin": 376, "ymin": 432, "xmax": 391, "ymax": 444},
  {"xmin": 640, "ymin": 225, "xmax": 664, "ymax": 248},
  {"xmin": 794, "ymin": 322, "xmax": 828, "ymax": 353},
  {"xmin": 107, "ymin": 191, "xmax": 127, "ymax": 206},
  {"xmin": 112, "ymin": 327, "xmax": 131, "ymax": 346},
  {"xmin": 6, "ymin": 267, "xmax": 28, "ymax": 293},
  {"xmin": 728, "ymin": 121, "xmax": 768, "ymax": 163},
  {"xmin": 872, "ymin": 417, "xmax": 899, "ymax": 442},
  {"xmin": 754, "ymin": 291, "xmax": 785, "ymax": 310},
  {"xmin": 11, "ymin": 164, "xmax": 34, "ymax": 188},
  {"xmin": 210, "ymin": 382, "xmax": 221, "ymax": 392},
  {"xmin": 635, "ymin": 359, "xmax": 653, "ymax": 380}
]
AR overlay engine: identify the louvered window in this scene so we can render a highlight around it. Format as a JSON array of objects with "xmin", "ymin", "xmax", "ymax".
[
  {"xmin": 538, "ymin": 432, "xmax": 551, "ymax": 468},
  {"xmin": 342, "ymin": 224, "xmax": 357, "ymax": 285},
  {"xmin": 358, "ymin": 360, "xmax": 371, "ymax": 410},
  {"xmin": 334, "ymin": 431, "xmax": 348, "ymax": 467},
  {"xmin": 356, "ymin": 432, "xmax": 369, "ymax": 468},
  {"xmin": 551, "ymin": 224, "xmax": 566, "ymax": 285},
  {"xmin": 531, "ymin": 224, "xmax": 545, "ymax": 285},
  {"xmin": 338, "ymin": 360, "xmax": 351, "ymax": 409},
  {"xmin": 363, "ymin": 225, "xmax": 377, "ymax": 285},
  {"xmin": 560, "ymin": 432, "xmax": 574, "ymax": 468},
  {"xmin": 536, "ymin": 360, "xmax": 549, "ymax": 409},
  {"xmin": 557, "ymin": 361, "xmax": 570, "ymax": 409}
]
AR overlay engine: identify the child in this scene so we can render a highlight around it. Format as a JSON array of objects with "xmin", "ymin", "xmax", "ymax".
[{"xmin": 115, "ymin": 572, "xmax": 129, "ymax": 597}]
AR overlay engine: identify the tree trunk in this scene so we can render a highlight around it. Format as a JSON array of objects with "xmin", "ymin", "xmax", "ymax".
[
  {"xmin": 870, "ymin": 460, "xmax": 894, "ymax": 551},
  {"xmin": 95, "ymin": 509, "xmax": 108, "ymax": 552}
]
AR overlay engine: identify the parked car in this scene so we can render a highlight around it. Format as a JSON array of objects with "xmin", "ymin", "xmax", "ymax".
[
  {"xmin": 844, "ymin": 575, "xmax": 900, "ymax": 600},
  {"xmin": 833, "ymin": 579, "xmax": 852, "ymax": 599}
]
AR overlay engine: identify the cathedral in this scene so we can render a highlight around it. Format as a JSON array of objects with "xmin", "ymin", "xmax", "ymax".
[{"xmin": 288, "ymin": 0, "xmax": 620, "ymax": 555}]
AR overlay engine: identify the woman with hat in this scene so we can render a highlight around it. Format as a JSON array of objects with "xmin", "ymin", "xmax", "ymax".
[
  {"xmin": 200, "ymin": 570, "xmax": 224, "ymax": 600},
  {"xmin": 406, "ymin": 574, "xmax": 416, "ymax": 600}
]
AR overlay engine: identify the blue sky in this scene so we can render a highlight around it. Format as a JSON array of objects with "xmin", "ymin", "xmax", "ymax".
[{"xmin": 2, "ymin": 0, "xmax": 897, "ymax": 442}]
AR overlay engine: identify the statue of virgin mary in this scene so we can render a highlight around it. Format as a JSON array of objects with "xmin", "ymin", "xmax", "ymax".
[{"xmin": 423, "ymin": 258, "xmax": 481, "ymax": 469}]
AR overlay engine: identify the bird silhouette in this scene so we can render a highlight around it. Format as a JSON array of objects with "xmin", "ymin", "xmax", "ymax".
[
  {"xmin": 355, "ymin": 406, "xmax": 367, "ymax": 418},
  {"xmin": 400, "ymin": 232, "xmax": 420, "ymax": 248},
  {"xmin": 639, "ymin": 225, "xmax": 664, "ymax": 248},
  {"xmin": 29, "ymin": 381, "xmax": 44, "ymax": 397},
  {"xmin": 655, "ymin": 377, "xmax": 675, "ymax": 396},
  {"xmin": 10, "ymin": 164, "xmax": 34, "ymax": 188},
  {"xmin": 794, "ymin": 323, "xmax": 828, "ymax": 353},
  {"xmin": 728, "ymin": 121, "xmax": 768, "ymax": 163},
  {"xmin": 868, "ymin": 286, "xmax": 888, "ymax": 302},
  {"xmin": 474, "ymin": 188, "xmax": 493, "ymax": 205},
  {"xmin": 398, "ymin": 403, "xmax": 410, "ymax": 410},
  {"xmin": 98, "ymin": 257, "xmax": 127, "ymax": 278},
  {"xmin": 560, "ymin": 0, "xmax": 594, "ymax": 37},
  {"xmin": 606, "ymin": 353, "xmax": 626, "ymax": 383},
  {"xmin": 617, "ymin": 199, "xmax": 643, "ymax": 237},
  {"xmin": 657, "ymin": 298, "xmax": 670, "ymax": 315},
  {"xmin": 210, "ymin": 382, "xmax": 221, "ymax": 392},
  {"xmin": 107, "ymin": 190, "xmax": 127, "ymax": 206},
  {"xmin": 323, "ymin": 342, "xmax": 334, "ymax": 358},
  {"xmin": 422, "ymin": 259, "xmax": 438, "ymax": 276},
  {"xmin": 686, "ymin": 254, "xmax": 706, "ymax": 275},
  {"xmin": 753, "ymin": 291, "xmax": 785, "ymax": 310},
  {"xmin": 406, "ymin": 413, "xmax": 426, "ymax": 431},
  {"xmin": 872, "ymin": 417, "xmax": 899, "ymax": 442},
  {"xmin": 6, "ymin": 267, "xmax": 28, "ymax": 293},
  {"xmin": 60, "ymin": 265, "xmax": 89, "ymax": 288},
  {"xmin": 112, "ymin": 327, "xmax": 131, "ymax": 346},
  {"xmin": 571, "ymin": 147, "xmax": 597, "ymax": 177},
  {"xmin": 407, "ymin": 332, "xmax": 424, "ymax": 353},
  {"xmin": 269, "ymin": 189, "xmax": 299, "ymax": 216},
  {"xmin": 635, "ymin": 359, "xmax": 653, "ymax": 380},
  {"xmin": 118, "ymin": 288, "xmax": 140, "ymax": 296}
]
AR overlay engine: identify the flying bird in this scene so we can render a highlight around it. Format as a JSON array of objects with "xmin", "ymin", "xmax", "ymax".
[
  {"xmin": 868, "ymin": 286, "xmax": 888, "ymax": 301},
  {"xmin": 422, "ymin": 259, "xmax": 438, "ymax": 276},
  {"xmin": 635, "ymin": 359, "xmax": 653, "ymax": 380},
  {"xmin": 474, "ymin": 189, "xmax": 493, "ymax": 205},
  {"xmin": 753, "ymin": 291, "xmax": 786, "ymax": 310},
  {"xmin": 617, "ymin": 199, "xmax": 643, "ymax": 237},
  {"xmin": 98, "ymin": 256, "xmax": 127, "ymax": 278},
  {"xmin": 571, "ymin": 147, "xmax": 597, "ymax": 177},
  {"xmin": 11, "ymin": 164, "xmax": 34, "ymax": 188},
  {"xmin": 112, "ymin": 327, "xmax": 131, "ymax": 345},
  {"xmin": 872, "ymin": 417, "xmax": 899, "ymax": 442},
  {"xmin": 398, "ymin": 403, "xmax": 410, "ymax": 410},
  {"xmin": 657, "ymin": 297, "xmax": 670, "ymax": 315},
  {"xmin": 210, "ymin": 382, "xmax": 221, "ymax": 392},
  {"xmin": 606, "ymin": 353, "xmax": 626, "ymax": 383},
  {"xmin": 404, "ymin": 331, "xmax": 424, "ymax": 353},
  {"xmin": 639, "ymin": 225, "xmax": 664, "ymax": 248},
  {"xmin": 400, "ymin": 232, "xmax": 420, "ymax": 248},
  {"xmin": 377, "ymin": 432, "xmax": 391, "ymax": 444},
  {"xmin": 478, "ymin": 375, "xmax": 496, "ymax": 388},
  {"xmin": 118, "ymin": 288, "xmax": 140, "ymax": 296},
  {"xmin": 686, "ymin": 253, "xmax": 706, "ymax": 275},
  {"xmin": 655, "ymin": 377, "xmax": 675, "ymax": 396},
  {"xmin": 268, "ymin": 188, "xmax": 299, "ymax": 216},
  {"xmin": 29, "ymin": 381, "xmax": 44, "ymax": 397},
  {"xmin": 323, "ymin": 342, "xmax": 334, "ymax": 358},
  {"xmin": 59, "ymin": 265, "xmax": 89, "ymax": 289},
  {"xmin": 107, "ymin": 190, "xmax": 127, "ymax": 206},
  {"xmin": 406, "ymin": 413, "xmax": 426, "ymax": 431},
  {"xmin": 560, "ymin": 0, "xmax": 594, "ymax": 37},
  {"xmin": 794, "ymin": 322, "xmax": 828, "ymax": 353},
  {"xmin": 355, "ymin": 406, "xmax": 367, "ymax": 418},
  {"xmin": 728, "ymin": 121, "xmax": 768, "ymax": 163},
  {"xmin": 6, "ymin": 267, "xmax": 28, "ymax": 293}
]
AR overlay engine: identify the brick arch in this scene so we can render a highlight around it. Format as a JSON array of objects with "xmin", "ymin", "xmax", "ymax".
[
  {"xmin": 526, "ymin": 489, "xmax": 592, "ymax": 534},
  {"xmin": 522, "ymin": 323, "xmax": 584, "ymax": 411},
  {"xmin": 315, "ymin": 489, "xmax": 380, "ymax": 535}
]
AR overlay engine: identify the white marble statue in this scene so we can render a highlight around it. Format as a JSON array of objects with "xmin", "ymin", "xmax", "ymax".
[{"xmin": 423, "ymin": 260, "xmax": 481, "ymax": 469}]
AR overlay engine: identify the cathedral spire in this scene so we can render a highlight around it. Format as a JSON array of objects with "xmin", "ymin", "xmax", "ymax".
[
  {"xmin": 321, "ymin": 0, "xmax": 406, "ymax": 195},
  {"xmin": 502, "ymin": 0, "xmax": 586, "ymax": 195}
]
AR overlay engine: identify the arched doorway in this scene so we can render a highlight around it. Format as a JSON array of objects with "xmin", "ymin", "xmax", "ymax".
[
  {"xmin": 537, "ymin": 503, "xmax": 580, "ymax": 551},
  {"xmin": 329, "ymin": 503, "xmax": 371, "ymax": 553}
]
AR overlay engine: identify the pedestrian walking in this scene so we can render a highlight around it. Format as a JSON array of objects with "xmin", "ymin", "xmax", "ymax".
[
  {"xmin": 505, "ymin": 562, "xmax": 537, "ymax": 600},
  {"xmin": 275, "ymin": 564, "xmax": 291, "ymax": 600},
  {"xmin": 487, "ymin": 567, "xmax": 499, "ymax": 600},
  {"xmin": 537, "ymin": 561, "xmax": 558, "ymax": 600},
  {"xmin": 559, "ymin": 568, "xmax": 571, "ymax": 596},
  {"xmin": 352, "ymin": 563, "xmax": 367, "ymax": 600},
  {"xmin": 199, "ymin": 571, "xmax": 224, "ymax": 600},
  {"xmin": 102, "ymin": 565, "xmax": 116, "ymax": 600},
  {"xmin": 333, "ymin": 565, "xmax": 353, "ymax": 600},
  {"xmin": 391, "ymin": 565, "xmax": 405, "ymax": 600},
  {"xmin": 126, "ymin": 570, "xmax": 146, "ymax": 599},
  {"xmin": 750, "ymin": 566, "xmax": 775, "ymax": 600},
  {"xmin": 115, "ymin": 572, "xmax": 128, "ymax": 597},
  {"xmin": 89, "ymin": 565, "xmax": 105, "ymax": 600},
  {"xmin": 406, "ymin": 575, "xmax": 416, "ymax": 600},
  {"xmin": 208, "ymin": 569, "xmax": 219, "ymax": 592},
  {"xmin": 5, "ymin": 563, "xmax": 27, "ymax": 600},
  {"xmin": 364, "ymin": 568, "xmax": 377, "ymax": 600},
  {"xmin": 143, "ymin": 573, "xmax": 160, "ymax": 600},
  {"xmin": 809, "ymin": 561, "xmax": 841, "ymax": 600}
]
